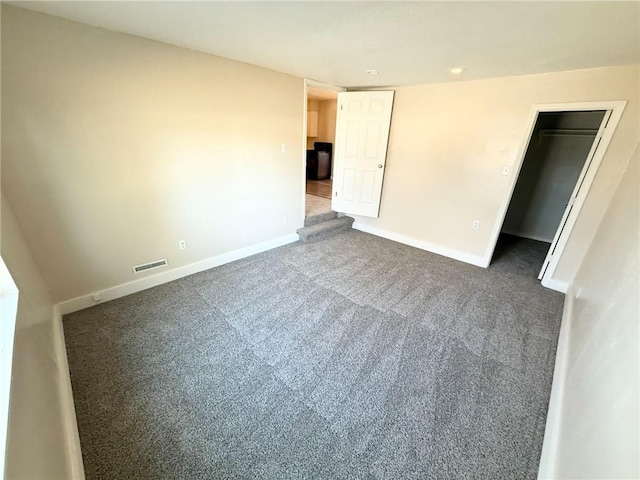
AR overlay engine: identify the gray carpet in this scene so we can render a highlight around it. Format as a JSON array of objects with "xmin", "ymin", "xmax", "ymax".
[{"xmin": 64, "ymin": 231, "xmax": 564, "ymax": 479}]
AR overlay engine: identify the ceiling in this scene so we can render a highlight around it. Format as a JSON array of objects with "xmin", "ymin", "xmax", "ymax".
[{"xmin": 11, "ymin": 1, "xmax": 640, "ymax": 88}]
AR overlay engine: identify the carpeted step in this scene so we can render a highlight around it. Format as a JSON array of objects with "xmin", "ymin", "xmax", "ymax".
[
  {"xmin": 297, "ymin": 216, "xmax": 354, "ymax": 242},
  {"xmin": 304, "ymin": 210, "xmax": 338, "ymax": 227}
]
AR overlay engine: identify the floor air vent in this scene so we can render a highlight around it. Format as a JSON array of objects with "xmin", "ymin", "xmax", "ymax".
[{"xmin": 133, "ymin": 259, "xmax": 168, "ymax": 274}]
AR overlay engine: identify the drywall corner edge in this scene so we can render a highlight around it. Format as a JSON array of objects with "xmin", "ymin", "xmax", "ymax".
[
  {"xmin": 352, "ymin": 222, "xmax": 486, "ymax": 267},
  {"xmin": 541, "ymin": 277, "xmax": 569, "ymax": 294},
  {"xmin": 57, "ymin": 233, "xmax": 299, "ymax": 315},
  {"xmin": 537, "ymin": 284, "xmax": 574, "ymax": 480},
  {"xmin": 52, "ymin": 306, "xmax": 85, "ymax": 480}
]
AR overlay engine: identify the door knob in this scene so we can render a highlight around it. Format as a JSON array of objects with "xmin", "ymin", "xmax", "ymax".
[{"xmin": 378, "ymin": 164, "xmax": 383, "ymax": 168}]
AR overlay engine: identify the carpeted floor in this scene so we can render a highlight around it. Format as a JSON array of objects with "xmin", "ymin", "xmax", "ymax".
[{"xmin": 64, "ymin": 231, "xmax": 563, "ymax": 479}]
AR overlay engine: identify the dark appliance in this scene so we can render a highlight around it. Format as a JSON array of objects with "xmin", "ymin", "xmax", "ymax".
[{"xmin": 306, "ymin": 142, "xmax": 333, "ymax": 180}]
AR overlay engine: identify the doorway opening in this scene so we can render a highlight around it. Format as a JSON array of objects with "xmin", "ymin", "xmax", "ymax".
[
  {"xmin": 303, "ymin": 81, "xmax": 343, "ymax": 220},
  {"xmin": 488, "ymin": 103, "xmax": 625, "ymax": 291}
]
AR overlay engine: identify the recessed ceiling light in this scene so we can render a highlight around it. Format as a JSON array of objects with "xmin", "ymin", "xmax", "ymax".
[
  {"xmin": 366, "ymin": 69, "xmax": 379, "ymax": 75},
  {"xmin": 450, "ymin": 67, "xmax": 464, "ymax": 74}
]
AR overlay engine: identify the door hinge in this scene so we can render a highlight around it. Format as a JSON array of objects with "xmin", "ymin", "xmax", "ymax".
[
  {"xmin": 335, "ymin": 191, "xmax": 338, "ymax": 197},
  {"xmin": 340, "ymin": 104, "xmax": 343, "ymax": 111}
]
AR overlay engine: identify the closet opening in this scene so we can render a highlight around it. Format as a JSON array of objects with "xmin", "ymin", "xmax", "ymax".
[{"xmin": 491, "ymin": 110, "xmax": 607, "ymax": 283}]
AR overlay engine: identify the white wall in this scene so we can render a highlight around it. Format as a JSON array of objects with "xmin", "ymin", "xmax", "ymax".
[
  {"xmin": 1, "ymin": 197, "xmax": 71, "ymax": 479},
  {"xmin": 1, "ymin": 5, "xmax": 304, "ymax": 304},
  {"xmin": 358, "ymin": 65, "xmax": 638, "ymax": 283},
  {"xmin": 542, "ymin": 144, "xmax": 639, "ymax": 479}
]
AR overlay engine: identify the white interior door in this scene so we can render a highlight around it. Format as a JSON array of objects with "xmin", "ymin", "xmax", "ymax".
[{"xmin": 332, "ymin": 91, "xmax": 394, "ymax": 217}]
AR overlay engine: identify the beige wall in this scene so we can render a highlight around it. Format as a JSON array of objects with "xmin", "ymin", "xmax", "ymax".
[
  {"xmin": 1, "ymin": 5, "xmax": 304, "ymax": 303},
  {"xmin": 318, "ymin": 99, "xmax": 337, "ymax": 146},
  {"xmin": 552, "ymin": 144, "xmax": 639, "ymax": 478},
  {"xmin": 306, "ymin": 99, "xmax": 319, "ymax": 149},
  {"xmin": 359, "ymin": 65, "xmax": 639, "ymax": 283},
  {"xmin": 2, "ymin": 8, "xmax": 638, "ymax": 302},
  {"xmin": 1, "ymin": 197, "xmax": 70, "ymax": 479},
  {"xmin": 306, "ymin": 98, "xmax": 337, "ymax": 150},
  {"xmin": 307, "ymin": 99, "xmax": 319, "ymax": 113}
]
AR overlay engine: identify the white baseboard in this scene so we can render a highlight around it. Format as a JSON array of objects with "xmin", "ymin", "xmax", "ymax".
[
  {"xmin": 52, "ymin": 306, "xmax": 85, "ymax": 479},
  {"xmin": 352, "ymin": 223, "xmax": 486, "ymax": 268},
  {"xmin": 50, "ymin": 233, "xmax": 299, "ymax": 476},
  {"xmin": 537, "ymin": 284, "xmax": 574, "ymax": 480},
  {"xmin": 541, "ymin": 277, "xmax": 569, "ymax": 294},
  {"xmin": 57, "ymin": 233, "xmax": 299, "ymax": 315}
]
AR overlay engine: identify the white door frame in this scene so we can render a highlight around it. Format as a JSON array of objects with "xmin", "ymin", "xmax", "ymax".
[
  {"xmin": 483, "ymin": 100, "xmax": 627, "ymax": 292},
  {"xmin": 301, "ymin": 79, "xmax": 346, "ymax": 222}
]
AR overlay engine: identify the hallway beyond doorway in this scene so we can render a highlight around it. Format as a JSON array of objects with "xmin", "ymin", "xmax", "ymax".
[{"xmin": 306, "ymin": 179, "xmax": 332, "ymax": 199}]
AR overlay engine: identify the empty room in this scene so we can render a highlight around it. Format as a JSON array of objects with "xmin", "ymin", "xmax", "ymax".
[{"xmin": 1, "ymin": 2, "xmax": 638, "ymax": 479}]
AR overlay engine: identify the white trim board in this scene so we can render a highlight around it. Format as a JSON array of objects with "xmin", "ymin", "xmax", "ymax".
[
  {"xmin": 52, "ymin": 306, "xmax": 85, "ymax": 479},
  {"xmin": 0, "ymin": 257, "xmax": 19, "ymax": 478},
  {"xmin": 537, "ymin": 284, "xmax": 575, "ymax": 479},
  {"xmin": 352, "ymin": 222, "xmax": 485, "ymax": 267},
  {"xmin": 305, "ymin": 79, "xmax": 347, "ymax": 93},
  {"xmin": 57, "ymin": 233, "xmax": 299, "ymax": 315},
  {"xmin": 541, "ymin": 277, "xmax": 569, "ymax": 294},
  {"xmin": 302, "ymin": 81, "xmax": 309, "ymax": 224}
]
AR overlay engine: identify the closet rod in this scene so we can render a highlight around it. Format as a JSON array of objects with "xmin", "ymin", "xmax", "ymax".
[{"xmin": 538, "ymin": 128, "xmax": 598, "ymax": 137}]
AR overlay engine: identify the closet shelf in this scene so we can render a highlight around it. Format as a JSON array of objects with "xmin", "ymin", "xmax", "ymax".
[{"xmin": 538, "ymin": 128, "xmax": 598, "ymax": 137}]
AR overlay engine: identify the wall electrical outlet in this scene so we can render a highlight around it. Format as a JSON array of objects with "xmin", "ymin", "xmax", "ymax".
[
  {"xmin": 472, "ymin": 220, "xmax": 480, "ymax": 230},
  {"xmin": 281, "ymin": 143, "xmax": 287, "ymax": 153},
  {"xmin": 92, "ymin": 293, "xmax": 103, "ymax": 303},
  {"xmin": 282, "ymin": 216, "xmax": 288, "ymax": 224},
  {"xmin": 179, "ymin": 240, "xmax": 187, "ymax": 250}
]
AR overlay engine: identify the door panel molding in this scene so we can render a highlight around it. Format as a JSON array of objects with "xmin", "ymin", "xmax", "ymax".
[{"xmin": 332, "ymin": 91, "xmax": 395, "ymax": 217}]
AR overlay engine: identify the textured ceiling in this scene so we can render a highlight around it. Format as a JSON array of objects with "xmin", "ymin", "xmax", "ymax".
[{"xmin": 10, "ymin": 1, "xmax": 640, "ymax": 88}]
